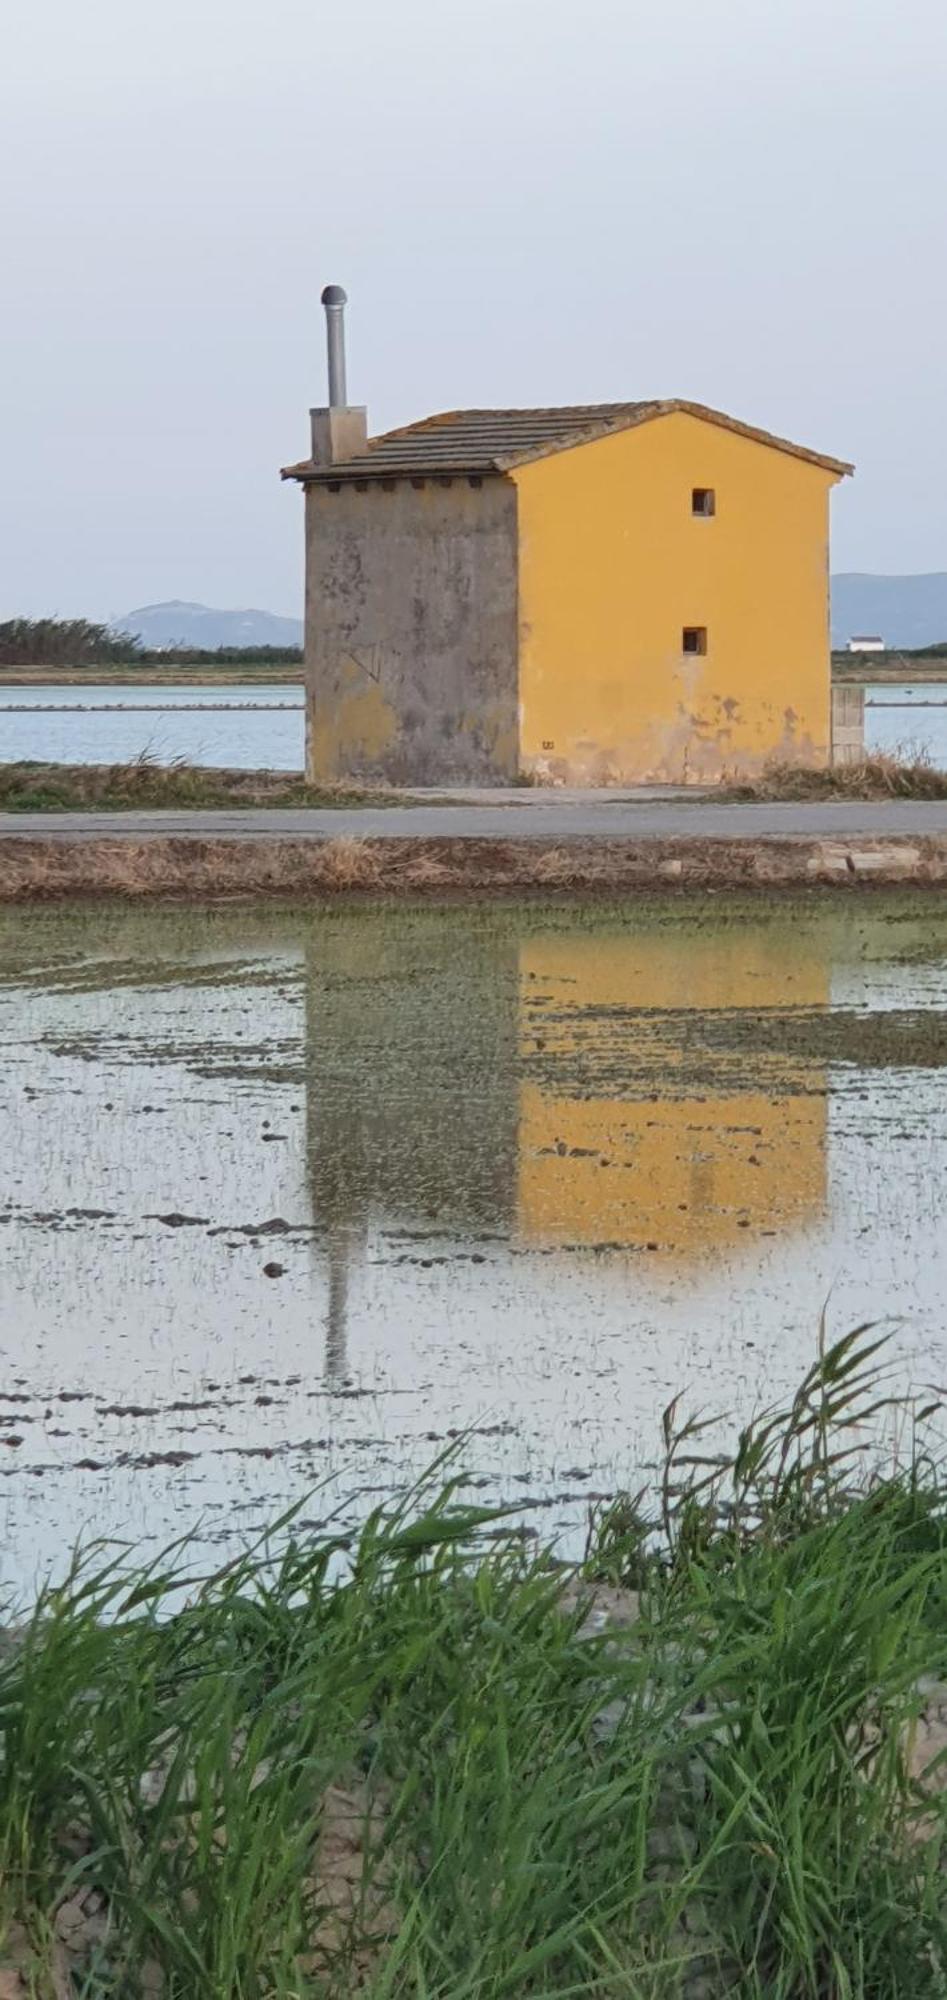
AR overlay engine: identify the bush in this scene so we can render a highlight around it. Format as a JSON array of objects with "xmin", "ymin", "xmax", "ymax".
[{"xmin": 0, "ymin": 619, "xmax": 140, "ymax": 667}]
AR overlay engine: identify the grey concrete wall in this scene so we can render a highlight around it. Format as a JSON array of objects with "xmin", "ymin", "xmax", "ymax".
[
  {"xmin": 831, "ymin": 684, "xmax": 865, "ymax": 765},
  {"xmin": 304, "ymin": 477, "xmax": 519, "ymax": 785}
]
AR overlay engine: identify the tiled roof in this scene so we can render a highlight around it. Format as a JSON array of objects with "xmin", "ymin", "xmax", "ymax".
[{"xmin": 281, "ymin": 401, "xmax": 852, "ymax": 484}]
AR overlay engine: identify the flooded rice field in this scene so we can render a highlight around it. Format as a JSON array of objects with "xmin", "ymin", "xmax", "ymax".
[{"xmin": 1, "ymin": 893, "xmax": 946, "ymax": 1594}]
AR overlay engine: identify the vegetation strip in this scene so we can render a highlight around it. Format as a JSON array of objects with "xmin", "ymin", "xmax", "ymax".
[
  {"xmin": 0, "ymin": 762, "xmax": 412, "ymax": 814},
  {"xmin": 3, "ymin": 756, "xmax": 947, "ymax": 814},
  {"xmin": 1, "ymin": 832, "xmax": 946, "ymax": 899},
  {"xmin": 2, "ymin": 1330, "xmax": 947, "ymax": 1995},
  {"xmin": 0, "ymin": 619, "xmax": 302, "ymax": 678}
]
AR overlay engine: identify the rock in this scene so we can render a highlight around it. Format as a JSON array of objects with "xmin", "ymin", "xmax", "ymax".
[
  {"xmin": 54, "ymin": 1893, "xmax": 107, "ymax": 1953},
  {"xmin": 905, "ymin": 1700, "xmax": 947, "ymax": 1841},
  {"xmin": 263, "ymin": 1261, "xmax": 286, "ymax": 1278},
  {"xmin": 558, "ymin": 1577, "xmax": 642, "ymax": 1635},
  {"xmin": 849, "ymin": 847, "xmax": 920, "ymax": 875},
  {"xmin": 806, "ymin": 846, "xmax": 851, "ymax": 877}
]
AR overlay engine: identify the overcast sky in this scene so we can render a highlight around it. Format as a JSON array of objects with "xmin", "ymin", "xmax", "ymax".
[{"xmin": 2, "ymin": 0, "xmax": 945, "ymax": 621}]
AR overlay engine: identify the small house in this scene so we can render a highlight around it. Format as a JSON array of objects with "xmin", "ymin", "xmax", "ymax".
[{"xmin": 283, "ymin": 290, "xmax": 853, "ymax": 786}]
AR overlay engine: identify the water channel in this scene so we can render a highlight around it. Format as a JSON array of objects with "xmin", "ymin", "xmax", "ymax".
[{"xmin": 1, "ymin": 894, "xmax": 945, "ymax": 1597}]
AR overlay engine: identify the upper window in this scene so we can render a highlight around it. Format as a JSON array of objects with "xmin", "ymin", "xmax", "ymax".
[
  {"xmin": 692, "ymin": 487, "xmax": 715, "ymax": 516},
  {"xmin": 682, "ymin": 627, "xmax": 707, "ymax": 656}
]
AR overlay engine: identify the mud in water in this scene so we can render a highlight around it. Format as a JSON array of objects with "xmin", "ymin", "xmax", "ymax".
[{"xmin": 1, "ymin": 894, "xmax": 946, "ymax": 1594}]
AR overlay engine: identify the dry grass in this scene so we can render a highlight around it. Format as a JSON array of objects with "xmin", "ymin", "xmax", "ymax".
[
  {"xmin": 313, "ymin": 837, "xmax": 383, "ymax": 888},
  {"xmin": 397, "ymin": 852, "xmax": 455, "ymax": 887},
  {"xmin": 530, "ymin": 846, "xmax": 587, "ymax": 885},
  {"xmin": 719, "ymin": 753, "xmax": 947, "ymax": 802}
]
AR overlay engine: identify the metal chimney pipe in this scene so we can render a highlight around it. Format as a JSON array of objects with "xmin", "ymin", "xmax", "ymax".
[{"xmin": 321, "ymin": 284, "xmax": 348, "ymax": 407}]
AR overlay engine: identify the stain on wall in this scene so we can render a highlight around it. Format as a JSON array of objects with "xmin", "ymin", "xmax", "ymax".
[{"xmin": 305, "ymin": 478, "xmax": 519, "ymax": 784}]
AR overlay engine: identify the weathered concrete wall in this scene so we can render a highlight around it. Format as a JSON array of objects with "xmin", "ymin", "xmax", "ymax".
[
  {"xmin": 304, "ymin": 477, "xmax": 519, "ymax": 785},
  {"xmin": 831, "ymin": 684, "xmax": 865, "ymax": 764}
]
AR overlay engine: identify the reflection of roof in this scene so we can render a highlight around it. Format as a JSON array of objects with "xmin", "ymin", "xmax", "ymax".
[{"xmin": 282, "ymin": 401, "xmax": 854, "ymax": 485}]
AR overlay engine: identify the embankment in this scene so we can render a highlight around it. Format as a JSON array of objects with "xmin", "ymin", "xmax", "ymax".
[{"xmin": 2, "ymin": 831, "xmax": 947, "ymax": 899}]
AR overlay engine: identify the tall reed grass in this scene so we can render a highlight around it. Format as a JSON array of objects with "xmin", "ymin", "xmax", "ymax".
[{"xmin": 1, "ymin": 1328, "xmax": 946, "ymax": 1996}]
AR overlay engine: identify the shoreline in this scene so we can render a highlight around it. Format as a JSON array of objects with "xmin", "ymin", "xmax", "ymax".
[
  {"xmin": 0, "ymin": 665, "xmax": 304, "ymax": 687},
  {"xmin": 3, "ymin": 662, "xmax": 944, "ymax": 689},
  {"xmin": 2, "ymin": 830, "xmax": 946, "ymax": 898}
]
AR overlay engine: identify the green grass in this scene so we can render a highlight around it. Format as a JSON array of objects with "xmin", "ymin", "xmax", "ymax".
[
  {"xmin": 0, "ymin": 757, "xmax": 413, "ymax": 813},
  {"xmin": 3, "ymin": 1329, "xmax": 947, "ymax": 1995}
]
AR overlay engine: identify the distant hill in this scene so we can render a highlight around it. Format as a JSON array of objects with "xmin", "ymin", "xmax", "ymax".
[
  {"xmin": 113, "ymin": 601, "xmax": 303, "ymax": 650},
  {"xmin": 831, "ymin": 575, "xmax": 947, "ymax": 650},
  {"xmin": 115, "ymin": 587, "xmax": 947, "ymax": 655}
]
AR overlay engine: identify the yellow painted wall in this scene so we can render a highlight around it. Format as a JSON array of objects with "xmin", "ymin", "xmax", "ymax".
[
  {"xmin": 512, "ymin": 412, "xmax": 840, "ymax": 784},
  {"xmin": 516, "ymin": 929, "xmax": 827, "ymax": 1261}
]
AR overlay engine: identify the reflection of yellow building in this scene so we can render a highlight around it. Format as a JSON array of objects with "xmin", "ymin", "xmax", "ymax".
[
  {"xmin": 517, "ymin": 929, "xmax": 828, "ymax": 1258},
  {"xmin": 301, "ymin": 910, "xmax": 832, "ymax": 1366}
]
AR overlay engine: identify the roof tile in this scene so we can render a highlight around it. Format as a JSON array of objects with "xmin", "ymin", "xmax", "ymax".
[{"xmin": 281, "ymin": 401, "xmax": 851, "ymax": 483}]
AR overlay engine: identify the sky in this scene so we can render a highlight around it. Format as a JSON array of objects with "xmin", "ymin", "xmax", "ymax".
[{"xmin": 2, "ymin": 0, "xmax": 946, "ymax": 622}]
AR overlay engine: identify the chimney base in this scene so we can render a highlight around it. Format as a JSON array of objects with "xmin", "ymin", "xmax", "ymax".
[{"xmin": 309, "ymin": 406, "xmax": 368, "ymax": 467}]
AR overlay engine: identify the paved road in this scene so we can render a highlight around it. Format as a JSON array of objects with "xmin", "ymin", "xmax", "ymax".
[{"xmin": 2, "ymin": 798, "xmax": 947, "ymax": 841}]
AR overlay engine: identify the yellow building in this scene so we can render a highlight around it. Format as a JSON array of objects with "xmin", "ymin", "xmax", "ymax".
[{"xmin": 285, "ymin": 327, "xmax": 852, "ymax": 785}]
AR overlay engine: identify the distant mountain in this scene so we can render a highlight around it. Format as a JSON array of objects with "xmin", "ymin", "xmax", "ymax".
[
  {"xmin": 831, "ymin": 574, "xmax": 947, "ymax": 651},
  {"xmin": 113, "ymin": 601, "xmax": 303, "ymax": 650}
]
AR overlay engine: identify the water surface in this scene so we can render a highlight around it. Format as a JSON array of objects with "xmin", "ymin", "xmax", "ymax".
[
  {"xmin": 1, "ymin": 679, "xmax": 946, "ymax": 770},
  {"xmin": 0, "ymin": 684, "xmax": 304, "ymax": 770},
  {"xmin": 1, "ymin": 896, "xmax": 945, "ymax": 1593},
  {"xmin": 865, "ymin": 681, "xmax": 947, "ymax": 763}
]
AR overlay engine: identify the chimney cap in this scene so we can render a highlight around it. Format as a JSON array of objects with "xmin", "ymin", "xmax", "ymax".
[{"xmin": 321, "ymin": 284, "xmax": 347, "ymax": 307}]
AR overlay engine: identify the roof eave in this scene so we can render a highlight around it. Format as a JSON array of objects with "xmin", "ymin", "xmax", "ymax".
[
  {"xmin": 495, "ymin": 401, "xmax": 853, "ymax": 478},
  {"xmin": 280, "ymin": 459, "xmax": 510, "ymax": 484}
]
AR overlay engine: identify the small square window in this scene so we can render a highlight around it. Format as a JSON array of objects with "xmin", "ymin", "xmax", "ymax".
[
  {"xmin": 692, "ymin": 487, "xmax": 715, "ymax": 516},
  {"xmin": 682, "ymin": 626, "xmax": 707, "ymax": 655}
]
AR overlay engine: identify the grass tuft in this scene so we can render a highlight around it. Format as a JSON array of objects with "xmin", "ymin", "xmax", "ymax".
[{"xmin": 720, "ymin": 752, "xmax": 947, "ymax": 801}]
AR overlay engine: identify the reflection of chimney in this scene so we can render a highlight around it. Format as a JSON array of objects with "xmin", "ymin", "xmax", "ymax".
[
  {"xmin": 309, "ymin": 283, "xmax": 369, "ymax": 467},
  {"xmin": 325, "ymin": 1215, "xmax": 367, "ymax": 1386}
]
